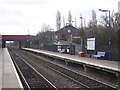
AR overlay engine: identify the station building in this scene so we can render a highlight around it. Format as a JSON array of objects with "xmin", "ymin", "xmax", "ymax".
[{"xmin": 55, "ymin": 24, "xmax": 78, "ymax": 41}]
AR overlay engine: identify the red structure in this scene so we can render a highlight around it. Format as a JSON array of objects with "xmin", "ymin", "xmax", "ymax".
[
  {"xmin": 2, "ymin": 35, "xmax": 32, "ymax": 40},
  {"xmin": 2, "ymin": 35, "xmax": 34, "ymax": 48}
]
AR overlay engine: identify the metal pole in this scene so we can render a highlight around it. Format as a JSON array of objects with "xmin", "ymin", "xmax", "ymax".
[
  {"xmin": 80, "ymin": 37, "xmax": 83, "ymax": 51},
  {"xmin": 108, "ymin": 10, "xmax": 111, "ymax": 60},
  {"xmin": 80, "ymin": 16, "xmax": 84, "ymax": 52}
]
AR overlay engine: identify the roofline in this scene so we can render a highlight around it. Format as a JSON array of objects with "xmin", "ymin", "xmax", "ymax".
[{"xmin": 55, "ymin": 25, "xmax": 78, "ymax": 33}]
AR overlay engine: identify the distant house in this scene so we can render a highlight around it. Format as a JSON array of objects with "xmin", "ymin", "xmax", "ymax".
[{"xmin": 55, "ymin": 24, "xmax": 78, "ymax": 41}]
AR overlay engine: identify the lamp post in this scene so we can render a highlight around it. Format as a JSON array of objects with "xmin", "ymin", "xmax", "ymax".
[
  {"xmin": 80, "ymin": 16, "xmax": 85, "ymax": 52},
  {"xmin": 99, "ymin": 9, "xmax": 111, "ymax": 60},
  {"xmin": 80, "ymin": 16, "xmax": 86, "ymax": 29}
]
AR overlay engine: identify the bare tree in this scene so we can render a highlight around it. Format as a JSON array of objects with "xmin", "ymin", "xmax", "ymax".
[
  {"xmin": 56, "ymin": 10, "xmax": 61, "ymax": 30},
  {"xmin": 111, "ymin": 12, "xmax": 120, "ymax": 31},
  {"xmin": 92, "ymin": 10, "xmax": 97, "ymax": 26},
  {"xmin": 92, "ymin": 12, "xmax": 119, "ymax": 45},
  {"xmin": 30, "ymin": 24, "xmax": 52, "ymax": 45},
  {"xmin": 41, "ymin": 24, "xmax": 50, "ymax": 32},
  {"xmin": 88, "ymin": 10, "xmax": 97, "ymax": 27},
  {"xmin": 68, "ymin": 10, "xmax": 72, "ymax": 25},
  {"xmin": 63, "ymin": 16, "xmax": 65, "ymax": 27}
]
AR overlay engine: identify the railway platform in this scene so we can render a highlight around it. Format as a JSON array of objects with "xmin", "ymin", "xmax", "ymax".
[
  {"xmin": 0, "ymin": 48, "xmax": 23, "ymax": 89},
  {"xmin": 23, "ymin": 48, "xmax": 120, "ymax": 76}
]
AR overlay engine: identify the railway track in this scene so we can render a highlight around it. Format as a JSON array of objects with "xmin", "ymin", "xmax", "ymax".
[
  {"xmin": 9, "ymin": 48, "xmax": 57, "ymax": 90},
  {"xmin": 8, "ymin": 48, "xmax": 118, "ymax": 89},
  {"xmin": 8, "ymin": 48, "xmax": 88, "ymax": 89}
]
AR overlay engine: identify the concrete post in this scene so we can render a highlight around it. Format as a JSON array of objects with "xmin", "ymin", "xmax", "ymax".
[{"xmin": 19, "ymin": 41, "xmax": 22, "ymax": 49}]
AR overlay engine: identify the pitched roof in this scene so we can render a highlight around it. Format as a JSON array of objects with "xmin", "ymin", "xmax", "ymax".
[{"xmin": 55, "ymin": 24, "xmax": 78, "ymax": 33}]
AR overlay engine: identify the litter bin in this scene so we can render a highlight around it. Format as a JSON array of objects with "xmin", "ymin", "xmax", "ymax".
[{"xmin": 78, "ymin": 52, "xmax": 85, "ymax": 57}]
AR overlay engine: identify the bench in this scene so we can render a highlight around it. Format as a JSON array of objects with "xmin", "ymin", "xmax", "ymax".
[
  {"xmin": 61, "ymin": 49, "xmax": 65, "ymax": 53},
  {"xmin": 92, "ymin": 51, "xmax": 106, "ymax": 59}
]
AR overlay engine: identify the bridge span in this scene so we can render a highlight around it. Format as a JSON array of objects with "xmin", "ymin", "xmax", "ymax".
[{"xmin": 2, "ymin": 35, "xmax": 34, "ymax": 48}]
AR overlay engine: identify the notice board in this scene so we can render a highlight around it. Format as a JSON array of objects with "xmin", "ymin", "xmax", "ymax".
[{"xmin": 87, "ymin": 38, "xmax": 96, "ymax": 50}]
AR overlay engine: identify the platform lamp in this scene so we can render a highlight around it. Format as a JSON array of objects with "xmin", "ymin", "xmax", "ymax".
[{"xmin": 99, "ymin": 9, "xmax": 111, "ymax": 60}]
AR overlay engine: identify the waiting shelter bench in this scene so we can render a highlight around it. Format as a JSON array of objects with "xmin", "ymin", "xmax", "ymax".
[{"xmin": 92, "ymin": 51, "xmax": 106, "ymax": 59}]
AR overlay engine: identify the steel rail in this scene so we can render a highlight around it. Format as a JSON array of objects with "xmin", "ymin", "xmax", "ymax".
[
  {"xmin": 9, "ymin": 48, "xmax": 58, "ymax": 90},
  {"xmin": 12, "ymin": 48, "xmax": 88, "ymax": 89},
  {"xmin": 43, "ymin": 62, "xmax": 90, "ymax": 89},
  {"xmin": 9, "ymin": 49, "xmax": 31, "ymax": 90}
]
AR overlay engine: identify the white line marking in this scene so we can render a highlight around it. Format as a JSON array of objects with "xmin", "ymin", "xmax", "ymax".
[{"xmin": 6, "ymin": 48, "xmax": 23, "ymax": 88}]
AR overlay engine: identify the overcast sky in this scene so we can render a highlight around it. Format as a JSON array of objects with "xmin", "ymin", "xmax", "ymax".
[{"xmin": 0, "ymin": 0, "xmax": 119, "ymax": 35}]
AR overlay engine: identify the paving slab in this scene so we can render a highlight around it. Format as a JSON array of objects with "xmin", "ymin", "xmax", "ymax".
[{"xmin": 2, "ymin": 48, "xmax": 23, "ymax": 89}]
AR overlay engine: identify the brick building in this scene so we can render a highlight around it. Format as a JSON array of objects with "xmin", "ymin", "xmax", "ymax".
[{"xmin": 55, "ymin": 24, "xmax": 78, "ymax": 41}]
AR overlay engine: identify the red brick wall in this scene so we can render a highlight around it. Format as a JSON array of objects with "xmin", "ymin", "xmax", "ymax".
[{"xmin": 55, "ymin": 29, "xmax": 69, "ymax": 40}]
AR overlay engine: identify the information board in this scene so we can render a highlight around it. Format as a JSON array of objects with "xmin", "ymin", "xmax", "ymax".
[{"xmin": 87, "ymin": 38, "xmax": 96, "ymax": 50}]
